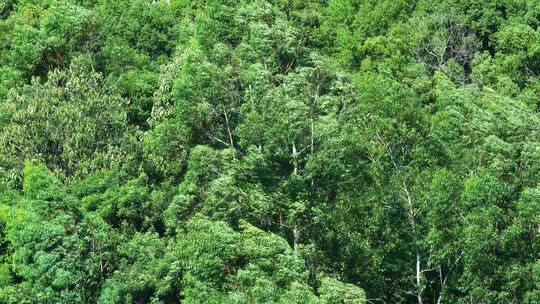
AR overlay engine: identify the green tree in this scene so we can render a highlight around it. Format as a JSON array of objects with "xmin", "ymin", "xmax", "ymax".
[{"xmin": 0, "ymin": 61, "xmax": 136, "ymax": 182}]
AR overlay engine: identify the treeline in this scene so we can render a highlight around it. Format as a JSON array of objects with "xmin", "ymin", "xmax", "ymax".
[{"xmin": 0, "ymin": 0, "xmax": 539, "ymax": 303}]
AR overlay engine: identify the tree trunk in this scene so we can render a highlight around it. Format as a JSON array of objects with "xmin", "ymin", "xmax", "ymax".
[
  {"xmin": 223, "ymin": 109, "xmax": 235, "ymax": 150},
  {"xmin": 403, "ymin": 181, "xmax": 423, "ymax": 304},
  {"xmin": 292, "ymin": 141, "xmax": 298, "ymax": 175},
  {"xmin": 416, "ymin": 246, "xmax": 423, "ymax": 304},
  {"xmin": 310, "ymin": 118, "xmax": 314, "ymax": 187}
]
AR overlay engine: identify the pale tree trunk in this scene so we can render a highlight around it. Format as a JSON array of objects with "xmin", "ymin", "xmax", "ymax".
[
  {"xmin": 376, "ymin": 132, "xmax": 424, "ymax": 303},
  {"xmin": 223, "ymin": 109, "xmax": 234, "ymax": 150},
  {"xmin": 416, "ymin": 247, "xmax": 423, "ymax": 304},
  {"xmin": 436, "ymin": 254, "xmax": 461, "ymax": 304},
  {"xmin": 436, "ymin": 267, "xmax": 443, "ymax": 304},
  {"xmin": 292, "ymin": 141, "xmax": 298, "ymax": 175},
  {"xmin": 310, "ymin": 118, "xmax": 314, "ymax": 187},
  {"xmin": 403, "ymin": 181, "xmax": 423, "ymax": 304},
  {"xmin": 292, "ymin": 226, "xmax": 300, "ymax": 251}
]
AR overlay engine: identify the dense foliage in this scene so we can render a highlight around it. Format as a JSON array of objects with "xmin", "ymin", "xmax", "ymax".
[{"xmin": 0, "ymin": 0, "xmax": 539, "ymax": 303}]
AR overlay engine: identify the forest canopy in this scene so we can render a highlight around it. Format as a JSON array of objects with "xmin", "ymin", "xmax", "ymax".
[{"xmin": 0, "ymin": 0, "xmax": 539, "ymax": 303}]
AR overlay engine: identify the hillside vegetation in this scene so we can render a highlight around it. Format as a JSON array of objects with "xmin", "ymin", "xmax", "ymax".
[{"xmin": 0, "ymin": 0, "xmax": 539, "ymax": 303}]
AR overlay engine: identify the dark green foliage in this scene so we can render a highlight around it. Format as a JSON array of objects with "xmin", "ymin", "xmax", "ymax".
[{"xmin": 0, "ymin": 0, "xmax": 538, "ymax": 303}]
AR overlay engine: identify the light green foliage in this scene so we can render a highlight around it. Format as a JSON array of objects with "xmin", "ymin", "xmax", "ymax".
[
  {"xmin": 1, "ymin": 163, "xmax": 117, "ymax": 303},
  {"xmin": 319, "ymin": 277, "xmax": 366, "ymax": 304},
  {"xmin": 97, "ymin": 232, "xmax": 171, "ymax": 304},
  {"xmin": 0, "ymin": 62, "xmax": 134, "ymax": 181},
  {"xmin": 0, "ymin": 0, "xmax": 538, "ymax": 303},
  {"xmin": 175, "ymin": 216, "xmax": 365, "ymax": 303},
  {"xmin": 1, "ymin": 1, "xmax": 91, "ymax": 79}
]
